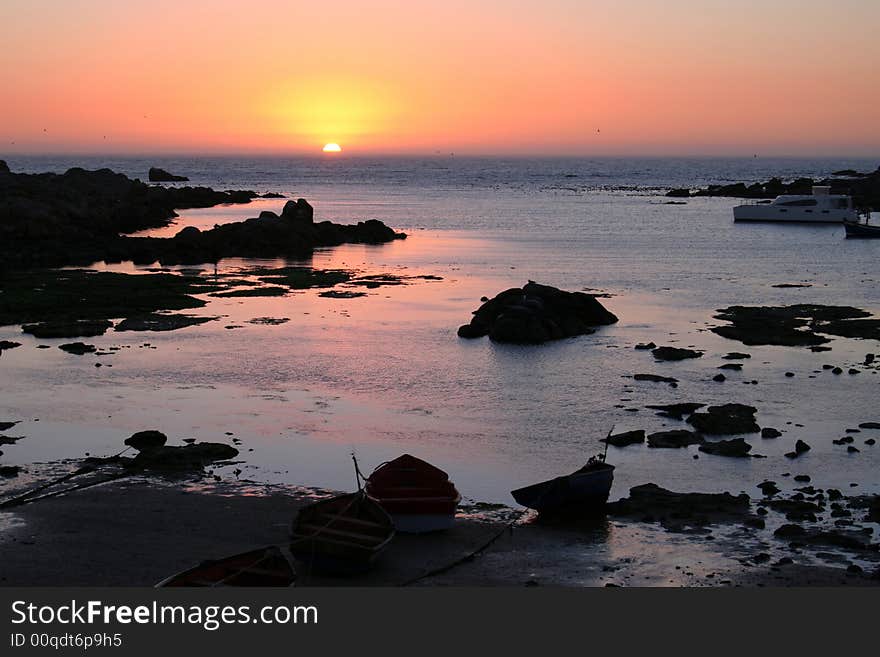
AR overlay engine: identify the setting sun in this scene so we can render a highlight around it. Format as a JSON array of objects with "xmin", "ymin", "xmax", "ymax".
[{"xmin": 322, "ymin": 143, "xmax": 342, "ymax": 153}]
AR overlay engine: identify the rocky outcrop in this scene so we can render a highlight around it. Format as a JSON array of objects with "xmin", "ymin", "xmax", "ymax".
[
  {"xmin": 698, "ymin": 438, "xmax": 753, "ymax": 457},
  {"xmin": 148, "ymin": 167, "xmax": 189, "ymax": 182},
  {"xmin": 651, "ymin": 346, "xmax": 703, "ymax": 361},
  {"xmin": 602, "ymin": 430, "xmax": 646, "ymax": 447},
  {"xmin": 711, "ymin": 304, "xmax": 880, "ymax": 347},
  {"xmin": 124, "ymin": 430, "xmax": 168, "ymax": 451},
  {"xmin": 647, "ymin": 429, "xmax": 704, "ymax": 448},
  {"xmin": 666, "ymin": 165, "xmax": 880, "ymax": 210},
  {"xmin": 606, "ymin": 483, "xmax": 753, "ymax": 529},
  {"xmin": 686, "ymin": 403, "xmax": 760, "ymax": 435},
  {"xmin": 0, "ymin": 165, "xmax": 405, "ymax": 268},
  {"xmin": 457, "ymin": 281, "xmax": 618, "ymax": 344}
]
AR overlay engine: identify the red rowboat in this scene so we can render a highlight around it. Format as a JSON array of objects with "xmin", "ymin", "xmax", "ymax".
[{"xmin": 365, "ymin": 454, "xmax": 461, "ymax": 533}]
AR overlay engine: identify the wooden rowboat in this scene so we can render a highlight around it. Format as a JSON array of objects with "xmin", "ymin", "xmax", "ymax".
[
  {"xmin": 155, "ymin": 545, "xmax": 296, "ymax": 587},
  {"xmin": 365, "ymin": 454, "xmax": 461, "ymax": 533},
  {"xmin": 290, "ymin": 492, "xmax": 395, "ymax": 574},
  {"xmin": 511, "ymin": 456, "xmax": 614, "ymax": 515}
]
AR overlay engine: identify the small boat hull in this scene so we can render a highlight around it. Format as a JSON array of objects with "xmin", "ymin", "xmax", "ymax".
[
  {"xmin": 156, "ymin": 546, "xmax": 296, "ymax": 587},
  {"xmin": 290, "ymin": 492, "xmax": 394, "ymax": 575},
  {"xmin": 511, "ymin": 463, "xmax": 614, "ymax": 515},
  {"xmin": 844, "ymin": 221, "xmax": 880, "ymax": 238},
  {"xmin": 365, "ymin": 454, "xmax": 461, "ymax": 533}
]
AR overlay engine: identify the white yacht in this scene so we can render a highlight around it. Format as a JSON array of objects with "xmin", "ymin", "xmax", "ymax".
[{"xmin": 733, "ymin": 186, "xmax": 857, "ymax": 223}]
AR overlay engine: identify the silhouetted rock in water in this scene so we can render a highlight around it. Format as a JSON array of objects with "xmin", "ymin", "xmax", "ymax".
[
  {"xmin": 260, "ymin": 192, "xmax": 285, "ymax": 198},
  {"xmin": 651, "ymin": 346, "xmax": 703, "ymax": 361},
  {"xmin": 774, "ymin": 524, "xmax": 806, "ymax": 538},
  {"xmin": 606, "ymin": 483, "xmax": 753, "ymax": 529},
  {"xmin": 859, "ymin": 422, "xmax": 880, "ymax": 429},
  {"xmin": 58, "ymin": 342, "xmax": 97, "ymax": 355},
  {"xmin": 634, "ymin": 342, "xmax": 656, "ymax": 350},
  {"xmin": 723, "ymin": 352, "xmax": 751, "ymax": 360},
  {"xmin": 22, "ymin": 320, "xmax": 114, "ymax": 339},
  {"xmin": 785, "ymin": 439, "xmax": 812, "ymax": 459},
  {"xmin": 686, "ymin": 403, "xmax": 759, "ymax": 435},
  {"xmin": 456, "ymin": 281, "xmax": 618, "ymax": 344},
  {"xmin": 0, "ymin": 421, "xmax": 19, "ymax": 432},
  {"xmin": 758, "ymin": 481, "xmax": 781, "ymax": 496},
  {"xmin": 665, "ymin": 188, "xmax": 691, "ymax": 198},
  {"xmin": 0, "ymin": 341, "xmax": 22, "ymax": 352},
  {"xmin": 130, "ymin": 442, "xmax": 238, "ymax": 471},
  {"xmin": 718, "ymin": 363, "xmax": 742, "ymax": 370},
  {"xmin": 602, "ymin": 430, "xmax": 646, "ymax": 447},
  {"xmin": 711, "ymin": 304, "xmax": 880, "ymax": 346},
  {"xmin": 647, "ymin": 429, "xmax": 704, "ymax": 448},
  {"xmin": 699, "ymin": 438, "xmax": 752, "ymax": 457},
  {"xmin": 124, "ymin": 430, "xmax": 168, "ymax": 451},
  {"xmin": 0, "ymin": 165, "xmax": 405, "ymax": 269},
  {"xmin": 645, "ymin": 403, "xmax": 704, "ymax": 419},
  {"xmin": 633, "ymin": 373, "xmax": 678, "ymax": 385},
  {"xmin": 0, "ymin": 465, "xmax": 22, "ymax": 478},
  {"xmin": 761, "ymin": 427, "xmax": 782, "ymax": 439},
  {"xmin": 115, "ymin": 314, "xmax": 216, "ymax": 332},
  {"xmin": 0, "ymin": 160, "xmax": 8, "ymax": 174},
  {"xmin": 713, "ymin": 373, "xmax": 726, "ymax": 382},
  {"xmin": 148, "ymin": 167, "xmax": 189, "ymax": 182}
]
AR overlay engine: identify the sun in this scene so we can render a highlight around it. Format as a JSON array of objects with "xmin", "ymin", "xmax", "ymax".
[{"xmin": 322, "ymin": 143, "xmax": 342, "ymax": 153}]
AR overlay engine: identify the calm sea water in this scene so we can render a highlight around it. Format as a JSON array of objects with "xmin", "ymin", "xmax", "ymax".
[{"xmin": 2, "ymin": 156, "xmax": 879, "ymax": 510}]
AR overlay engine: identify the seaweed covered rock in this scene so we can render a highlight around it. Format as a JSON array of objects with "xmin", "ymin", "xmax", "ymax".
[{"xmin": 457, "ymin": 281, "xmax": 618, "ymax": 344}]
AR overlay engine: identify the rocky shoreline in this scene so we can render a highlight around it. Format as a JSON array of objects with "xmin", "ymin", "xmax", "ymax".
[
  {"xmin": 0, "ymin": 162, "xmax": 405, "ymax": 268},
  {"xmin": 667, "ymin": 165, "xmax": 880, "ymax": 209}
]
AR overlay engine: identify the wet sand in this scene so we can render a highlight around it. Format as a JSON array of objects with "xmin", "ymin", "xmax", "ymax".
[{"xmin": 0, "ymin": 477, "xmax": 876, "ymax": 587}]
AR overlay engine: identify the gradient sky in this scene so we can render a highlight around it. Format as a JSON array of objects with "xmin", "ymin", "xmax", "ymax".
[{"xmin": 2, "ymin": 0, "xmax": 878, "ymax": 156}]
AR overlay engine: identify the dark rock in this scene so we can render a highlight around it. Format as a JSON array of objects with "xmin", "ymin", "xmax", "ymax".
[
  {"xmin": 22, "ymin": 320, "xmax": 113, "ymax": 338},
  {"xmin": 848, "ymin": 368, "xmax": 860, "ymax": 375},
  {"xmin": 833, "ymin": 436, "xmax": 854, "ymax": 445},
  {"xmin": 795, "ymin": 439, "xmax": 811, "ymax": 454},
  {"xmin": 847, "ymin": 446, "xmax": 860, "ymax": 454},
  {"xmin": 785, "ymin": 372, "xmax": 795, "ymax": 377},
  {"xmin": 651, "ymin": 346, "xmax": 703, "ymax": 361},
  {"xmin": 0, "ymin": 465, "xmax": 22, "ymax": 478},
  {"xmin": 718, "ymin": 363, "xmax": 742, "ymax": 370},
  {"xmin": 129, "ymin": 442, "xmax": 238, "ymax": 471},
  {"xmin": 774, "ymin": 524, "xmax": 806, "ymax": 538},
  {"xmin": 698, "ymin": 438, "xmax": 752, "ymax": 457},
  {"xmin": 686, "ymin": 403, "xmax": 759, "ymax": 435},
  {"xmin": 58, "ymin": 342, "xmax": 97, "ymax": 355},
  {"xmin": 115, "ymin": 314, "xmax": 215, "ymax": 332},
  {"xmin": 602, "ymin": 430, "xmax": 646, "ymax": 447},
  {"xmin": 761, "ymin": 427, "xmax": 782, "ymax": 439},
  {"xmin": 758, "ymin": 481, "xmax": 781, "ymax": 496},
  {"xmin": 633, "ymin": 373, "xmax": 678, "ymax": 385},
  {"xmin": 318, "ymin": 290, "xmax": 368, "ymax": 299},
  {"xmin": 148, "ymin": 167, "xmax": 189, "ymax": 182},
  {"xmin": 606, "ymin": 483, "xmax": 753, "ymax": 529},
  {"xmin": 866, "ymin": 439, "xmax": 876, "ymax": 446},
  {"xmin": 723, "ymin": 352, "xmax": 751, "ymax": 359},
  {"xmin": 859, "ymin": 422, "xmax": 880, "ymax": 429},
  {"xmin": 793, "ymin": 474, "xmax": 811, "ymax": 483},
  {"xmin": 457, "ymin": 281, "xmax": 618, "ymax": 344},
  {"xmin": 713, "ymin": 373, "xmax": 726, "ymax": 382},
  {"xmin": 281, "ymin": 199, "xmax": 314, "ymax": 223},
  {"xmin": 0, "ymin": 340, "xmax": 22, "ymax": 352},
  {"xmin": 644, "ymin": 403, "xmax": 704, "ymax": 420},
  {"xmin": 711, "ymin": 304, "xmax": 878, "ymax": 347},
  {"xmin": 124, "ymin": 430, "xmax": 168, "ymax": 451},
  {"xmin": 666, "ymin": 188, "xmax": 691, "ymax": 198},
  {"xmin": 634, "ymin": 342, "xmax": 656, "ymax": 350},
  {"xmin": 647, "ymin": 429, "xmax": 704, "ymax": 448},
  {"xmin": 832, "ymin": 367, "xmax": 843, "ymax": 375},
  {"xmin": 0, "ymin": 421, "xmax": 19, "ymax": 431}
]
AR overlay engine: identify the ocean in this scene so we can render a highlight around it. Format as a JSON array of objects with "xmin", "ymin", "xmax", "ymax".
[{"xmin": 1, "ymin": 155, "xmax": 879, "ymax": 511}]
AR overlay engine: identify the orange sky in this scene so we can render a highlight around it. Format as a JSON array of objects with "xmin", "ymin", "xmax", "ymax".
[{"xmin": 2, "ymin": 0, "xmax": 878, "ymax": 156}]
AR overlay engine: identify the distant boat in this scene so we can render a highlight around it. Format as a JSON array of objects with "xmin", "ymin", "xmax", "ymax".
[
  {"xmin": 733, "ymin": 186, "xmax": 857, "ymax": 223},
  {"xmin": 290, "ymin": 492, "xmax": 395, "ymax": 574},
  {"xmin": 365, "ymin": 454, "xmax": 461, "ymax": 533},
  {"xmin": 511, "ymin": 456, "xmax": 614, "ymax": 514},
  {"xmin": 156, "ymin": 546, "xmax": 296, "ymax": 587},
  {"xmin": 844, "ymin": 218, "xmax": 880, "ymax": 238}
]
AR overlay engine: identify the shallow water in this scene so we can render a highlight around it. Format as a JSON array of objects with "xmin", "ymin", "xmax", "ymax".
[{"xmin": 2, "ymin": 157, "xmax": 880, "ymax": 510}]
